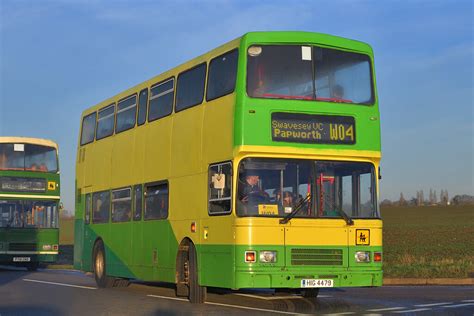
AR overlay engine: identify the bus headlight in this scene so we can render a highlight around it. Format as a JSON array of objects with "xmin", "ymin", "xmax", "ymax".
[
  {"xmin": 355, "ymin": 251, "xmax": 370, "ymax": 263},
  {"xmin": 259, "ymin": 251, "xmax": 277, "ymax": 263},
  {"xmin": 42, "ymin": 244, "xmax": 51, "ymax": 250}
]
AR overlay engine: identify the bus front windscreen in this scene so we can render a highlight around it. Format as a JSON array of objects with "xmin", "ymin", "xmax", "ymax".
[
  {"xmin": 0, "ymin": 200, "xmax": 58, "ymax": 228},
  {"xmin": 247, "ymin": 45, "xmax": 374, "ymax": 104},
  {"xmin": 0, "ymin": 144, "xmax": 58, "ymax": 173},
  {"xmin": 237, "ymin": 158, "xmax": 379, "ymax": 219}
]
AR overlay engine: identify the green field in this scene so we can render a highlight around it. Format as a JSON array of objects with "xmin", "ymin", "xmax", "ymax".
[
  {"xmin": 59, "ymin": 216, "xmax": 74, "ymax": 245},
  {"xmin": 382, "ymin": 205, "xmax": 474, "ymax": 278},
  {"xmin": 58, "ymin": 207, "xmax": 474, "ymax": 278}
]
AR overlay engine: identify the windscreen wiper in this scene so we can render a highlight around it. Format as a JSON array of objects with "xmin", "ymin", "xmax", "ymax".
[
  {"xmin": 279, "ymin": 194, "xmax": 311, "ymax": 224},
  {"xmin": 337, "ymin": 208, "xmax": 354, "ymax": 226}
]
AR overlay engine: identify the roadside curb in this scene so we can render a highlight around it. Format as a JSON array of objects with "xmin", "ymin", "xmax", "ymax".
[{"xmin": 384, "ymin": 278, "xmax": 474, "ymax": 285}]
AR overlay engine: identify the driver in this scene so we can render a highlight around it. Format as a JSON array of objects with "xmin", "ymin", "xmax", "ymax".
[
  {"xmin": 238, "ymin": 170, "xmax": 269, "ymax": 208},
  {"xmin": 239, "ymin": 171, "xmax": 260, "ymax": 203}
]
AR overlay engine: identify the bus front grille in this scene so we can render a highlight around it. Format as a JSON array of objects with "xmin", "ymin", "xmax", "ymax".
[
  {"xmin": 9, "ymin": 243, "xmax": 37, "ymax": 251},
  {"xmin": 291, "ymin": 248, "xmax": 343, "ymax": 266}
]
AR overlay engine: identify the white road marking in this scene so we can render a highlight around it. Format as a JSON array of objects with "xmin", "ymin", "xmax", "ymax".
[
  {"xmin": 393, "ymin": 308, "xmax": 431, "ymax": 313},
  {"xmin": 414, "ymin": 302, "xmax": 452, "ymax": 307},
  {"xmin": 23, "ymin": 278, "xmax": 97, "ymax": 290},
  {"xmin": 367, "ymin": 307, "xmax": 405, "ymax": 312},
  {"xmin": 443, "ymin": 303, "xmax": 474, "ymax": 308},
  {"xmin": 461, "ymin": 300, "xmax": 474, "ymax": 303},
  {"xmin": 205, "ymin": 301, "xmax": 305, "ymax": 315},
  {"xmin": 147, "ymin": 294, "xmax": 303, "ymax": 315},
  {"xmin": 322, "ymin": 312, "xmax": 355, "ymax": 315},
  {"xmin": 234, "ymin": 293, "xmax": 332, "ymax": 300},
  {"xmin": 147, "ymin": 294, "xmax": 188, "ymax": 302}
]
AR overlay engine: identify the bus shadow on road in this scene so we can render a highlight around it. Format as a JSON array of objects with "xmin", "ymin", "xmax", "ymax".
[{"xmin": 0, "ymin": 305, "xmax": 62, "ymax": 315}]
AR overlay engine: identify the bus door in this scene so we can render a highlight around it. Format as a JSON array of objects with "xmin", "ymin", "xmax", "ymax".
[
  {"xmin": 283, "ymin": 166, "xmax": 350, "ymax": 272},
  {"xmin": 108, "ymin": 187, "xmax": 133, "ymax": 278}
]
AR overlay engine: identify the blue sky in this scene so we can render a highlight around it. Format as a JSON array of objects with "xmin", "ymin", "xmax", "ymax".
[{"xmin": 1, "ymin": 0, "xmax": 472, "ymax": 212}]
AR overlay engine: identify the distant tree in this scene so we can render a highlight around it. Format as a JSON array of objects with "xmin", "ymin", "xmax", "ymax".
[
  {"xmin": 409, "ymin": 197, "xmax": 417, "ymax": 206},
  {"xmin": 429, "ymin": 189, "xmax": 434, "ymax": 205},
  {"xmin": 380, "ymin": 199, "xmax": 392, "ymax": 207},
  {"xmin": 399, "ymin": 192, "xmax": 407, "ymax": 206},
  {"xmin": 433, "ymin": 190, "xmax": 437, "ymax": 204},
  {"xmin": 451, "ymin": 195, "xmax": 474, "ymax": 205}
]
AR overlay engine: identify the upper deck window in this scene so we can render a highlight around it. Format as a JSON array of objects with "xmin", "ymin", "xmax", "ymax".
[
  {"xmin": 176, "ymin": 63, "xmax": 206, "ymax": 112},
  {"xmin": 149, "ymin": 78, "xmax": 174, "ymax": 121},
  {"xmin": 207, "ymin": 49, "xmax": 238, "ymax": 101},
  {"xmin": 0, "ymin": 143, "xmax": 58, "ymax": 173},
  {"xmin": 116, "ymin": 95, "xmax": 137, "ymax": 133},
  {"xmin": 137, "ymin": 88, "xmax": 148, "ymax": 126},
  {"xmin": 81, "ymin": 112, "xmax": 97, "ymax": 145},
  {"xmin": 247, "ymin": 45, "xmax": 374, "ymax": 105},
  {"xmin": 96, "ymin": 104, "xmax": 115, "ymax": 140}
]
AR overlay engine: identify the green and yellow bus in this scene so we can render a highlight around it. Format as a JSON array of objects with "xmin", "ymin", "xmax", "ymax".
[
  {"xmin": 0, "ymin": 137, "xmax": 60, "ymax": 271},
  {"xmin": 74, "ymin": 31, "xmax": 382, "ymax": 303}
]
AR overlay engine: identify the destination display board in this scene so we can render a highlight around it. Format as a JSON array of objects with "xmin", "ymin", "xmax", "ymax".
[
  {"xmin": 0, "ymin": 177, "xmax": 46, "ymax": 193},
  {"xmin": 271, "ymin": 113, "xmax": 356, "ymax": 145}
]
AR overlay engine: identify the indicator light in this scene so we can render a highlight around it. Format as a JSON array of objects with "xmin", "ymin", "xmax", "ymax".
[
  {"xmin": 374, "ymin": 252, "xmax": 382, "ymax": 262},
  {"xmin": 245, "ymin": 251, "xmax": 256, "ymax": 263}
]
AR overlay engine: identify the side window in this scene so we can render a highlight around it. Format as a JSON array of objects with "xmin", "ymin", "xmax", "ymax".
[
  {"xmin": 116, "ymin": 95, "xmax": 137, "ymax": 133},
  {"xmin": 144, "ymin": 182, "xmax": 168, "ymax": 220},
  {"xmin": 80, "ymin": 112, "xmax": 97, "ymax": 145},
  {"xmin": 208, "ymin": 162, "xmax": 232, "ymax": 215},
  {"xmin": 148, "ymin": 78, "xmax": 174, "ymax": 122},
  {"xmin": 92, "ymin": 190, "xmax": 110, "ymax": 224},
  {"xmin": 133, "ymin": 184, "xmax": 142, "ymax": 221},
  {"xmin": 111, "ymin": 187, "xmax": 132, "ymax": 222},
  {"xmin": 207, "ymin": 49, "xmax": 239, "ymax": 101},
  {"xmin": 85, "ymin": 193, "xmax": 91, "ymax": 224},
  {"xmin": 137, "ymin": 88, "xmax": 148, "ymax": 126},
  {"xmin": 96, "ymin": 104, "xmax": 115, "ymax": 140},
  {"xmin": 175, "ymin": 63, "xmax": 206, "ymax": 112}
]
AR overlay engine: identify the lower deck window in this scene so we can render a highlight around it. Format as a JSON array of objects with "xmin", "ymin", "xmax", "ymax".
[
  {"xmin": 92, "ymin": 191, "xmax": 110, "ymax": 223},
  {"xmin": 111, "ymin": 188, "xmax": 132, "ymax": 222},
  {"xmin": 0, "ymin": 200, "xmax": 58, "ymax": 228},
  {"xmin": 144, "ymin": 182, "xmax": 168, "ymax": 220}
]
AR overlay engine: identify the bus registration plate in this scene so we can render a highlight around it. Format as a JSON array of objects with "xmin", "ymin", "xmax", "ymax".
[
  {"xmin": 301, "ymin": 279, "xmax": 333, "ymax": 288},
  {"xmin": 13, "ymin": 257, "xmax": 31, "ymax": 262}
]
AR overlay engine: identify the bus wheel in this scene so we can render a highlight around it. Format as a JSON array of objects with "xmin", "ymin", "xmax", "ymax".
[
  {"xmin": 93, "ymin": 240, "xmax": 115, "ymax": 288},
  {"xmin": 26, "ymin": 262, "xmax": 39, "ymax": 271},
  {"xmin": 188, "ymin": 243, "xmax": 206, "ymax": 304},
  {"xmin": 301, "ymin": 288, "xmax": 319, "ymax": 299}
]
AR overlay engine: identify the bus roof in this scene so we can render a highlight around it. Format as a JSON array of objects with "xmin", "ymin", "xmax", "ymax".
[
  {"xmin": 0, "ymin": 137, "xmax": 59, "ymax": 151},
  {"xmin": 80, "ymin": 31, "xmax": 373, "ymax": 117}
]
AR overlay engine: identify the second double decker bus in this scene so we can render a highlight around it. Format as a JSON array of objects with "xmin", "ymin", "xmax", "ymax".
[
  {"xmin": 75, "ymin": 31, "xmax": 382, "ymax": 303},
  {"xmin": 0, "ymin": 137, "xmax": 60, "ymax": 270}
]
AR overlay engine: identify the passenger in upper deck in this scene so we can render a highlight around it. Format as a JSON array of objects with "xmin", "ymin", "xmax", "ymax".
[{"xmin": 331, "ymin": 84, "xmax": 344, "ymax": 100}]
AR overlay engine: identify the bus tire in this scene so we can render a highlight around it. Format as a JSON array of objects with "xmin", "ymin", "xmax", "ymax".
[
  {"xmin": 26, "ymin": 262, "xmax": 39, "ymax": 271},
  {"xmin": 92, "ymin": 240, "xmax": 115, "ymax": 288},
  {"xmin": 301, "ymin": 288, "xmax": 319, "ymax": 299},
  {"xmin": 188, "ymin": 243, "xmax": 206, "ymax": 304}
]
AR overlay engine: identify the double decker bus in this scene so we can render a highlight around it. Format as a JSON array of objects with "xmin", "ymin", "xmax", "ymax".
[
  {"xmin": 74, "ymin": 31, "xmax": 382, "ymax": 303},
  {"xmin": 0, "ymin": 137, "xmax": 60, "ymax": 270}
]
